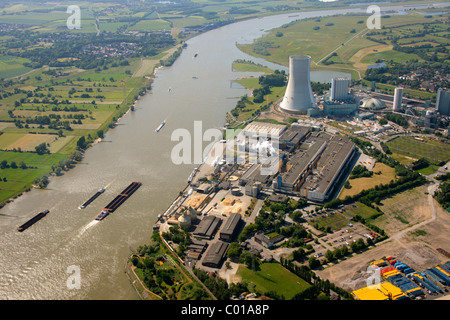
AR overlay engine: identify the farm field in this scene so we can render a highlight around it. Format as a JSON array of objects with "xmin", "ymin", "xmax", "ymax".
[
  {"xmin": 386, "ymin": 136, "xmax": 450, "ymax": 165},
  {"xmin": 235, "ymin": 262, "xmax": 311, "ymax": 299}
]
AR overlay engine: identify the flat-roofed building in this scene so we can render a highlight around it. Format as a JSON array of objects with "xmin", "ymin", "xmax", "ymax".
[
  {"xmin": 219, "ymin": 213, "xmax": 242, "ymax": 242},
  {"xmin": 300, "ymin": 135, "xmax": 356, "ymax": 202},
  {"xmin": 193, "ymin": 215, "xmax": 221, "ymax": 239},
  {"xmin": 279, "ymin": 125, "xmax": 310, "ymax": 151},
  {"xmin": 276, "ymin": 134, "xmax": 328, "ymax": 193},
  {"xmin": 241, "ymin": 121, "xmax": 287, "ymax": 139},
  {"xmin": 202, "ymin": 241, "xmax": 230, "ymax": 268}
]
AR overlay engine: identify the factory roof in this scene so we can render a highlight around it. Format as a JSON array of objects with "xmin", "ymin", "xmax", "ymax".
[
  {"xmin": 242, "ymin": 121, "xmax": 287, "ymax": 138},
  {"xmin": 281, "ymin": 135, "xmax": 327, "ymax": 186},
  {"xmin": 279, "ymin": 125, "xmax": 310, "ymax": 143},
  {"xmin": 193, "ymin": 215, "xmax": 221, "ymax": 239},
  {"xmin": 302, "ymin": 135, "xmax": 355, "ymax": 196},
  {"xmin": 202, "ymin": 241, "xmax": 229, "ymax": 267},
  {"xmin": 220, "ymin": 213, "xmax": 241, "ymax": 237}
]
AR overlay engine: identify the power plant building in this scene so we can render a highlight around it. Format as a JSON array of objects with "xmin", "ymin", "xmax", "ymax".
[
  {"xmin": 279, "ymin": 55, "xmax": 316, "ymax": 114},
  {"xmin": 323, "ymin": 77, "xmax": 357, "ymax": 116},
  {"xmin": 436, "ymin": 88, "xmax": 450, "ymax": 116},
  {"xmin": 330, "ymin": 78, "xmax": 351, "ymax": 101},
  {"xmin": 393, "ymin": 87, "xmax": 403, "ymax": 111}
]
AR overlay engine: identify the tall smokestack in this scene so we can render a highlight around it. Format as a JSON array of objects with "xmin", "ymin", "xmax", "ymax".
[
  {"xmin": 393, "ymin": 87, "xmax": 403, "ymax": 111},
  {"xmin": 279, "ymin": 55, "xmax": 315, "ymax": 113}
]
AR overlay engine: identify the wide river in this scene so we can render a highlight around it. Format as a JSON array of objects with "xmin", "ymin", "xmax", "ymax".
[{"xmin": 0, "ymin": 2, "xmax": 446, "ymax": 300}]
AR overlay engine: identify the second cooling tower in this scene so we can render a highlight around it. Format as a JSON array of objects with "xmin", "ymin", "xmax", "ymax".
[{"xmin": 280, "ymin": 55, "xmax": 316, "ymax": 113}]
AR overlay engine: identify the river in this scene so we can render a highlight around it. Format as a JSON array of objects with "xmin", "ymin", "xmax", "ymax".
[{"xmin": 0, "ymin": 2, "xmax": 446, "ymax": 300}]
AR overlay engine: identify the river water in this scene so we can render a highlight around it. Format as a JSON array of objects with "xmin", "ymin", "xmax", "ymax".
[{"xmin": 0, "ymin": 3, "xmax": 446, "ymax": 300}]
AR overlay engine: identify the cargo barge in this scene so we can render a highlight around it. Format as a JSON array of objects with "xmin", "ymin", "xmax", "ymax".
[
  {"xmin": 95, "ymin": 181, "xmax": 142, "ymax": 221},
  {"xmin": 79, "ymin": 188, "xmax": 105, "ymax": 209},
  {"xmin": 17, "ymin": 210, "xmax": 49, "ymax": 232}
]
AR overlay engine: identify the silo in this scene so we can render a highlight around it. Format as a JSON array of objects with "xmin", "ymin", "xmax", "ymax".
[{"xmin": 280, "ymin": 55, "xmax": 316, "ymax": 113}]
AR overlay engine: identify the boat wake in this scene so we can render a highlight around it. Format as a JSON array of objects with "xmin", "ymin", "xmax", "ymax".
[{"xmin": 76, "ymin": 220, "xmax": 99, "ymax": 238}]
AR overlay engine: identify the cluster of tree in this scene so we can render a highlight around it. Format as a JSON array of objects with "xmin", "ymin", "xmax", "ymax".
[
  {"xmin": 380, "ymin": 142, "xmax": 392, "ymax": 155},
  {"xmin": 434, "ymin": 173, "xmax": 450, "ymax": 210},
  {"xmin": 239, "ymin": 197, "xmax": 309, "ymax": 243},
  {"xmin": 251, "ymin": 41, "xmax": 279, "ymax": 56},
  {"xmin": 162, "ymin": 225, "xmax": 190, "ymax": 256},
  {"xmin": 0, "ymin": 160, "xmax": 27, "ymax": 169},
  {"xmin": 411, "ymin": 157, "xmax": 430, "ymax": 171},
  {"xmin": 258, "ymin": 70, "xmax": 286, "ymax": 87},
  {"xmin": 349, "ymin": 165, "xmax": 373, "ymax": 179},
  {"xmin": 159, "ymin": 44, "xmax": 186, "ymax": 67},
  {"xmin": 311, "ymin": 81, "xmax": 331, "ymax": 95},
  {"xmin": 192, "ymin": 269, "xmax": 230, "ymax": 300},
  {"xmin": 279, "ymin": 223, "xmax": 309, "ymax": 248},
  {"xmin": 50, "ymin": 151, "xmax": 83, "ymax": 176},
  {"xmin": 35, "ymin": 143, "xmax": 50, "ymax": 155},
  {"xmin": 384, "ymin": 113, "xmax": 409, "ymax": 127},
  {"xmin": 33, "ymin": 175, "xmax": 49, "ymax": 189}
]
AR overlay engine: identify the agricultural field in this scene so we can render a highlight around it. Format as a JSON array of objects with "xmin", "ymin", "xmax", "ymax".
[
  {"xmin": 235, "ymin": 262, "xmax": 311, "ymax": 299},
  {"xmin": 386, "ymin": 136, "xmax": 450, "ymax": 165},
  {"xmin": 236, "ymin": 9, "xmax": 449, "ymax": 82}
]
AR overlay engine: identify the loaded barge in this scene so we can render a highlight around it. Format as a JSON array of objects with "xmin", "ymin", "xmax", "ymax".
[
  {"xmin": 79, "ymin": 188, "xmax": 105, "ymax": 209},
  {"xmin": 17, "ymin": 210, "xmax": 49, "ymax": 232},
  {"xmin": 95, "ymin": 181, "xmax": 142, "ymax": 221}
]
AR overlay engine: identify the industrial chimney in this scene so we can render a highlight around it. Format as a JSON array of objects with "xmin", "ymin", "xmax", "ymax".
[{"xmin": 279, "ymin": 55, "xmax": 316, "ymax": 113}]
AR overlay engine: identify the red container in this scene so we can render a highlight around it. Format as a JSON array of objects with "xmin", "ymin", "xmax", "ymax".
[
  {"xmin": 380, "ymin": 267, "xmax": 396, "ymax": 275},
  {"xmin": 389, "ymin": 259, "xmax": 398, "ymax": 265}
]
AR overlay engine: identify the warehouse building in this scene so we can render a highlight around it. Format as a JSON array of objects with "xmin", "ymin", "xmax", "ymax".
[
  {"xmin": 219, "ymin": 213, "xmax": 242, "ymax": 242},
  {"xmin": 193, "ymin": 215, "xmax": 221, "ymax": 240},
  {"xmin": 201, "ymin": 241, "xmax": 230, "ymax": 268}
]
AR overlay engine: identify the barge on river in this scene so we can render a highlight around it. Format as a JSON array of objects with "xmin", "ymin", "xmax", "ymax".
[
  {"xmin": 95, "ymin": 182, "xmax": 142, "ymax": 221},
  {"xmin": 17, "ymin": 210, "xmax": 50, "ymax": 232}
]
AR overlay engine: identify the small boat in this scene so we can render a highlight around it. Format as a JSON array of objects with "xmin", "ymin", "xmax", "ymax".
[
  {"xmin": 194, "ymin": 52, "xmax": 198, "ymax": 58},
  {"xmin": 155, "ymin": 121, "xmax": 165, "ymax": 132}
]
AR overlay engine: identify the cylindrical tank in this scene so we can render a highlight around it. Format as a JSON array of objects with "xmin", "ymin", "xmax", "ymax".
[{"xmin": 280, "ymin": 55, "xmax": 316, "ymax": 113}]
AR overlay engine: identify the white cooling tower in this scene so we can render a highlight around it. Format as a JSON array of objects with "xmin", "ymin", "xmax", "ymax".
[{"xmin": 279, "ymin": 55, "xmax": 316, "ymax": 113}]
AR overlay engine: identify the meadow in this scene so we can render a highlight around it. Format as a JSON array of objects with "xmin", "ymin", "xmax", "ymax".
[
  {"xmin": 386, "ymin": 136, "xmax": 450, "ymax": 165},
  {"xmin": 236, "ymin": 262, "xmax": 311, "ymax": 299}
]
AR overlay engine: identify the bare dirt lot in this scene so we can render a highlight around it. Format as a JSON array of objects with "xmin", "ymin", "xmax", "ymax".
[{"xmin": 317, "ymin": 187, "xmax": 450, "ymax": 293}]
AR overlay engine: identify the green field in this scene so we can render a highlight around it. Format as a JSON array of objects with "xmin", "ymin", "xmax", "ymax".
[
  {"xmin": 236, "ymin": 262, "xmax": 311, "ymax": 299},
  {"xmin": 0, "ymin": 55, "xmax": 33, "ymax": 79},
  {"xmin": 387, "ymin": 136, "xmax": 450, "ymax": 165},
  {"xmin": 309, "ymin": 211, "xmax": 349, "ymax": 231},
  {"xmin": 0, "ymin": 150, "xmax": 67, "ymax": 201}
]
